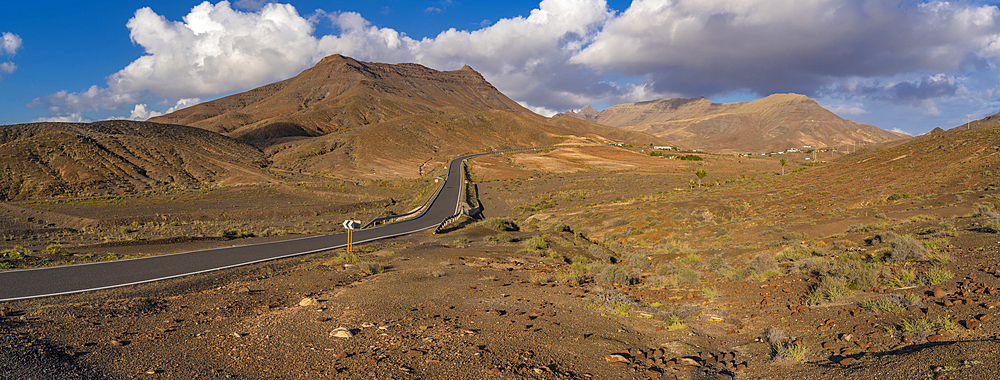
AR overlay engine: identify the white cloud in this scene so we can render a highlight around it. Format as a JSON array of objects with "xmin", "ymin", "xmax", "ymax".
[
  {"xmin": 572, "ymin": 0, "xmax": 1000, "ymax": 97},
  {"xmin": 32, "ymin": 85, "xmax": 141, "ymax": 113},
  {"xmin": 518, "ymin": 101, "xmax": 557, "ymax": 117},
  {"xmin": 1, "ymin": 32, "xmax": 21, "ymax": 81},
  {"xmin": 28, "ymin": 0, "xmax": 1000, "ymax": 133},
  {"xmin": 1, "ymin": 32, "xmax": 21, "ymax": 55},
  {"xmin": 33, "ymin": 113, "xmax": 92, "ymax": 123},
  {"xmin": 128, "ymin": 104, "xmax": 163, "ymax": 120},
  {"xmin": 37, "ymin": 1, "xmax": 325, "ymax": 113},
  {"xmin": 124, "ymin": 98, "xmax": 202, "ymax": 121},
  {"xmin": 828, "ymin": 105, "xmax": 867, "ymax": 115},
  {"xmin": 113, "ymin": 1, "xmax": 322, "ymax": 97}
]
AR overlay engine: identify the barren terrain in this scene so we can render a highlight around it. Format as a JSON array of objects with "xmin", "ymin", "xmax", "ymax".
[{"xmin": 2, "ymin": 124, "xmax": 1000, "ymax": 380}]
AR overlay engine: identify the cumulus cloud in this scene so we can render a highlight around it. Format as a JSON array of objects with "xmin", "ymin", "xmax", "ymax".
[
  {"xmin": 833, "ymin": 74, "xmax": 960, "ymax": 106},
  {"xmin": 1, "ymin": 32, "xmax": 22, "ymax": 81},
  {"xmin": 113, "ymin": 1, "xmax": 323, "ymax": 97},
  {"xmin": 36, "ymin": 1, "xmax": 325, "ymax": 114},
  {"xmin": 1, "ymin": 32, "xmax": 21, "ymax": 55},
  {"xmin": 572, "ymin": 0, "xmax": 1000, "ymax": 99},
  {"xmin": 127, "ymin": 104, "xmax": 162, "ymax": 120},
  {"xmin": 29, "ymin": 0, "xmax": 1000, "ymax": 127},
  {"xmin": 32, "ymin": 85, "xmax": 141, "ymax": 114},
  {"xmin": 126, "ymin": 98, "xmax": 202, "ymax": 121},
  {"xmin": 828, "ymin": 105, "xmax": 868, "ymax": 116},
  {"xmin": 33, "ymin": 113, "xmax": 92, "ymax": 123}
]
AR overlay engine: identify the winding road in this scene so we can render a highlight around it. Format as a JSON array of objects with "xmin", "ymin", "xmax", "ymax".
[{"xmin": 0, "ymin": 149, "xmax": 537, "ymax": 302}]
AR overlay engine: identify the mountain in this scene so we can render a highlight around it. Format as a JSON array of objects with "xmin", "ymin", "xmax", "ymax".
[
  {"xmin": 0, "ymin": 120, "xmax": 271, "ymax": 201},
  {"xmin": 556, "ymin": 94, "xmax": 908, "ymax": 153},
  {"xmin": 151, "ymin": 54, "xmax": 661, "ymax": 178}
]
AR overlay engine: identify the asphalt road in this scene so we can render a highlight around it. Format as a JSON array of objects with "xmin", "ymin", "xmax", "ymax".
[{"xmin": 0, "ymin": 150, "xmax": 522, "ymax": 301}]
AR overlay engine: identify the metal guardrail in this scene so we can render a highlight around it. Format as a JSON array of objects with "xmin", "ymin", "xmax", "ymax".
[
  {"xmin": 364, "ymin": 145, "xmax": 567, "ymax": 231},
  {"xmin": 361, "ymin": 176, "xmax": 447, "ymax": 229}
]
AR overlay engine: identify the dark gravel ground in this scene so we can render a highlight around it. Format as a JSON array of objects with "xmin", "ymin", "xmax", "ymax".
[{"xmin": 0, "ymin": 326, "xmax": 116, "ymax": 380}]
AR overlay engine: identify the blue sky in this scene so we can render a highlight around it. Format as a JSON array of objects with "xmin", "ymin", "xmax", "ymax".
[{"xmin": 3, "ymin": 1, "xmax": 1000, "ymax": 135}]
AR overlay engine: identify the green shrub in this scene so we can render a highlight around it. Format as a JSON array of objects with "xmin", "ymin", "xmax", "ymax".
[
  {"xmin": 973, "ymin": 203, "xmax": 1000, "ymax": 218},
  {"xmin": 523, "ymin": 236, "xmax": 548, "ymax": 251},
  {"xmin": 333, "ymin": 251, "xmax": 359, "ymax": 264},
  {"xmin": 774, "ymin": 343, "xmax": 809, "ymax": 363},
  {"xmin": 888, "ymin": 268, "xmax": 918, "ymax": 288},
  {"xmin": 220, "ymin": 229, "xmax": 254, "ymax": 239},
  {"xmin": 357, "ymin": 261, "xmax": 385, "ymax": 275},
  {"xmin": 41, "ymin": 244, "xmax": 64, "ymax": 255},
  {"xmin": 887, "ymin": 193, "xmax": 912, "ymax": 201},
  {"xmin": 702, "ymin": 287, "xmax": 721, "ymax": 302},
  {"xmin": 596, "ymin": 265, "xmax": 634, "ymax": 285},
  {"xmin": 556, "ymin": 270, "xmax": 582, "ymax": 284},
  {"xmin": 530, "ymin": 274, "xmax": 552, "ymax": 284},
  {"xmin": 861, "ymin": 297, "xmax": 904, "ymax": 313},
  {"xmin": 806, "ymin": 276, "xmax": 849, "ymax": 305},
  {"xmin": 478, "ymin": 217, "xmax": 520, "ymax": 231},
  {"xmin": 885, "ymin": 235, "xmax": 929, "ymax": 263},
  {"xmin": 983, "ymin": 219, "xmax": 1000, "ymax": 233},
  {"xmin": 1, "ymin": 245, "xmax": 30, "ymax": 259},
  {"xmin": 676, "ymin": 269, "xmax": 702, "ymax": 285},
  {"xmin": 923, "ymin": 266, "xmax": 953, "ymax": 285},
  {"xmin": 895, "ymin": 315, "xmax": 959, "ymax": 342}
]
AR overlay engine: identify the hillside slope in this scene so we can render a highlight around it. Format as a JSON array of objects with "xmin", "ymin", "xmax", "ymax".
[
  {"xmin": 151, "ymin": 55, "xmax": 662, "ymax": 178},
  {"xmin": 557, "ymin": 94, "xmax": 908, "ymax": 153},
  {"xmin": 0, "ymin": 120, "xmax": 271, "ymax": 201}
]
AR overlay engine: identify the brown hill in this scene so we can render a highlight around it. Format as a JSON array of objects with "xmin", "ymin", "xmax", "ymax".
[
  {"xmin": 0, "ymin": 120, "xmax": 271, "ymax": 201},
  {"xmin": 556, "ymin": 94, "xmax": 908, "ymax": 153},
  {"xmin": 151, "ymin": 55, "xmax": 662, "ymax": 178}
]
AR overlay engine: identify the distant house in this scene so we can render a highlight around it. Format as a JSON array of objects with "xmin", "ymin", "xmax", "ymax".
[{"xmin": 653, "ymin": 146, "xmax": 673, "ymax": 150}]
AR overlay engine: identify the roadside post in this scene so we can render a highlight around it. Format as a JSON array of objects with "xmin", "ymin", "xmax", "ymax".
[{"xmin": 342, "ymin": 220, "xmax": 359, "ymax": 252}]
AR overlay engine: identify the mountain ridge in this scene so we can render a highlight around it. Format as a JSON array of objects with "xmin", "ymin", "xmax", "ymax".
[
  {"xmin": 151, "ymin": 55, "xmax": 664, "ymax": 178},
  {"xmin": 556, "ymin": 94, "xmax": 908, "ymax": 153}
]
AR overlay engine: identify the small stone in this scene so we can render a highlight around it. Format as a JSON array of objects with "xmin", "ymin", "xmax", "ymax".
[
  {"xmin": 677, "ymin": 357, "xmax": 700, "ymax": 368},
  {"xmin": 485, "ymin": 368, "xmax": 500, "ymax": 375},
  {"xmin": 926, "ymin": 334, "xmax": 944, "ymax": 343},
  {"xmin": 236, "ymin": 286, "xmax": 250, "ymax": 293},
  {"xmin": 822, "ymin": 342, "xmax": 832, "ymax": 349},
  {"xmin": 839, "ymin": 357, "xmax": 858, "ymax": 366},
  {"xmin": 715, "ymin": 372, "xmax": 734, "ymax": 380},
  {"xmin": 330, "ymin": 327, "xmax": 353, "ymax": 339},
  {"xmin": 980, "ymin": 313, "xmax": 993, "ymax": 321},
  {"xmin": 334, "ymin": 352, "xmax": 348, "ymax": 360},
  {"xmin": 644, "ymin": 368, "xmax": 662, "ymax": 378},
  {"xmin": 299, "ymin": 297, "xmax": 319, "ymax": 307},
  {"xmin": 933, "ymin": 288, "xmax": 947, "ymax": 297},
  {"xmin": 0, "ymin": 306, "xmax": 12, "ymax": 317},
  {"xmin": 841, "ymin": 333, "xmax": 854, "ymax": 342},
  {"xmin": 145, "ymin": 369, "xmax": 161, "ymax": 374},
  {"xmin": 604, "ymin": 354, "xmax": 630, "ymax": 364},
  {"xmin": 965, "ymin": 320, "xmax": 981, "ymax": 330}
]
